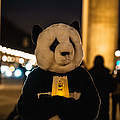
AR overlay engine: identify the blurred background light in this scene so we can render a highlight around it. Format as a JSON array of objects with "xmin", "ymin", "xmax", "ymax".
[
  {"xmin": 2, "ymin": 47, "xmax": 7, "ymax": 53},
  {"xmin": 9, "ymin": 65, "xmax": 15, "ymax": 72},
  {"xmin": 2, "ymin": 55, "xmax": 7, "ymax": 62},
  {"xmin": 115, "ymin": 50, "xmax": 120, "ymax": 57},
  {"xmin": 25, "ymin": 63, "xmax": 33, "ymax": 71},
  {"xmin": 0, "ymin": 45, "xmax": 36, "ymax": 65},
  {"xmin": 116, "ymin": 60, "xmax": 120, "ymax": 66},
  {"xmin": 19, "ymin": 58, "xmax": 24, "ymax": 64},
  {"xmin": 5, "ymin": 70, "xmax": 12, "ymax": 77},
  {"xmin": 14, "ymin": 69, "xmax": 23, "ymax": 78},
  {"xmin": 1, "ymin": 65, "xmax": 9, "ymax": 74},
  {"xmin": 0, "ymin": 45, "xmax": 2, "ymax": 51}
]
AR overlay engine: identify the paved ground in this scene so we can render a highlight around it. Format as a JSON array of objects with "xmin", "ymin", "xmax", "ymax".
[{"xmin": 0, "ymin": 84, "xmax": 23, "ymax": 120}]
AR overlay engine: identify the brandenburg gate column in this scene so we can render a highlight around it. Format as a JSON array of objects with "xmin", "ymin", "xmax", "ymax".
[{"xmin": 82, "ymin": 0, "xmax": 119, "ymax": 70}]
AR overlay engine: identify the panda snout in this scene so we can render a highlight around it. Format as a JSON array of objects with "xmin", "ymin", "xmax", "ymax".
[{"xmin": 61, "ymin": 52, "xmax": 70, "ymax": 56}]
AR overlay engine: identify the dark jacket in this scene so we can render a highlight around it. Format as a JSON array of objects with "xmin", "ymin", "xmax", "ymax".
[{"xmin": 17, "ymin": 66, "xmax": 100, "ymax": 120}]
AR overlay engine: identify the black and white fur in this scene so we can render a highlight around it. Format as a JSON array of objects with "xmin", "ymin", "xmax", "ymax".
[{"xmin": 17, "ymin": 22, "xmax": 100, "ymax": 120}]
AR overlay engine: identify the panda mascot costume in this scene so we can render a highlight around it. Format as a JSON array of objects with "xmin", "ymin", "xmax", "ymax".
[{"xmin": 17, "ymin": 22, "xmax": 100, "ymax": 120}]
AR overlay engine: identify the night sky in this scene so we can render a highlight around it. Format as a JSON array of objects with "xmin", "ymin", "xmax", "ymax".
[{"xmin": 2, "ymin": 0, "xmax": 82, "ymax": 34}]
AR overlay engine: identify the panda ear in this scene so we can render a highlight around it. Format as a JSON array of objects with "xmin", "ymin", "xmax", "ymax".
[
  {"xmin": 32, "ymin": 25, "xmax": 43, "ymax": 45},
  {"xmin": 70, "ymin": 21, "xmax": 80, "ymax": 34},
  {"xmin": 70, "ymin": 21, "xmax": 82, "ymax": 43}
]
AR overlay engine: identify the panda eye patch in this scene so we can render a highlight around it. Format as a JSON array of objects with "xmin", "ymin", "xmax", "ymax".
[
  {"xmin": 69, "ymin": 37, "xmax": 75, "ymax": 49},
  {"xmin": 50, "ymin": 38, "xmax": 60, "ymax": 52}
]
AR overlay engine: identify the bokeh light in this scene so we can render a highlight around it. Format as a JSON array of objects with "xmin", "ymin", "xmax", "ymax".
[{"xmin": 14, "ymin": 69, "xmax": 23, "ymax": 78}]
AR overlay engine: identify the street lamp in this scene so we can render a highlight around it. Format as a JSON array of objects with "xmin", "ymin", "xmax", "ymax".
[
  {"xmin": 115, "ymin": 50, "xmax": 120, "ymax": 57},
  {"xmin": 114, "ymin": 50, "xmax": 120, "ymax": 71}
]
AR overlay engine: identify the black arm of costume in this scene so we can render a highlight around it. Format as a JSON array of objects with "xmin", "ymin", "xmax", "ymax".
[{"xmin": 78, "ymin": 70, "xmax": 101, "ymax": 120}]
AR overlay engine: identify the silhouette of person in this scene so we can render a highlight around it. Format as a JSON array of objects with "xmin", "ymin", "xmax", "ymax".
[
  {"xmin": 112, "ymin": 70, "xmax": 120, "ymax": 120},
  {"xmin": 89, "ymin": 55, "xmax": 114, "ymax": 120}
]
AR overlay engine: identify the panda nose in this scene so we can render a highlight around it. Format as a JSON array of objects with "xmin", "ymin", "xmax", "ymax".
[{"xmin": 61, "ymin": 52, "xmax": 70, "ymax": 56}]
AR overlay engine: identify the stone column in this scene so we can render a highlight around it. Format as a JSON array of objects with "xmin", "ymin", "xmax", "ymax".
[{"xmin": 82, "ymin": 0, "xmax": 119, "ymax": 70}]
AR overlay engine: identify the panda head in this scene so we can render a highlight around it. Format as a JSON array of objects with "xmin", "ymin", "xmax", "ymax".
[{"xmin": 32, "ymin": 22, "xmax": 83, "ymax": 73}]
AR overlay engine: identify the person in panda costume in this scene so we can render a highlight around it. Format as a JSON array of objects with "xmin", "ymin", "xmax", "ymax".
[{"xmin": 17, "ymin": 21, "xmax": 101, "ymax": 120}]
